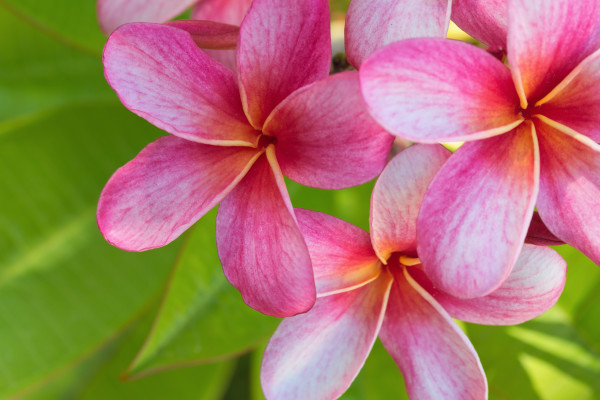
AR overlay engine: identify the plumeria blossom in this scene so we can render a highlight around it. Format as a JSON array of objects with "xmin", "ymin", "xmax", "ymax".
[
  {"xmin": 360, "ymin": 0, "xmax": 600, "ymax": 298},
  {"xmin": 97, "ymin": 0, "xmax": 393, "ymax": 317},
  {"xmin": 97, "ymin": 0, "xmax": 252, "ymax": 34},
  {"xmin": 261, "ymin": 145, "xmax": 566, "ymax": 400}
]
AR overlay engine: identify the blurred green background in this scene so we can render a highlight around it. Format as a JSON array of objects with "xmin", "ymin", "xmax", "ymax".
[{"xmin": 0, "ymin": 0, "xmax": 599, "ymax": 399}]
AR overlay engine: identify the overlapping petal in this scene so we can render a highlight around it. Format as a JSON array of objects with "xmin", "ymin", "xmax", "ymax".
[
  {"xmin": 345, "ymin": 0, "xmax": 450, "ymax": 68},
  {"xmin": 537, "ymin": 48, "xmax": 600, "ymax": 142},
  {"xmin": 536, "ymin": 118, "xmax": 600, "ymax": 267},
  {"xmin": 379, "ymin": 268, "xmax": 487, "ymax": 400},
  {"xmin": 451, "ymin": 0, "xmax": 508, "ymax": 49},
  {"xmin": 216, "ymin": 147, "xmax": 315, "ymax": 317},
  {"xmin": 104, "ymin": 23, "xmax": 258, "ymax": 146},
  {"xmin": 360, "ymin": 38, "xmax": 522, "ymax": 143},
  {"xmin": 191, "ymin": 0, "xmax": 253, "ymax": 25},
  {"xmin": 165, "ymin": 20, "xmax": 239, "ymax": 49},
  {"xmin": 507, "ymin": 0, "xmax": 600, "ymax": 106},
  {"xmin": 97, "ymin": 136, "xmax": 262, "ymax": 251},
  {"xmin": 265, "ymin": 72, "xmax": 393, "ymax": 189},
  {"xmin": 370, "ymin": 144, "xmax": 450, "ymax": 260},
  {"xmin": 237, "ymin": 0, "xmax": 331, "ymax": 128},
  {"xmin": 97, "ymin": 0, "xmax": 197, "ymax": 34},
  {"xmin": 418, "ymin": 123, "xmax": 539, "ymax": 298},
  {"xmin": 295, "ymin": 209, "xmax": 381, "ymax": 297},
  {"xmin": 412, "ymin": 244, "xmax": 566, "ymax": 325},
  {"xmin": 525, "ymin": 212, "xmax": 564, "ymax": 246},
  {"xmin": 261, "ymin": 270, "xmax": 393, "ymax": 400}
]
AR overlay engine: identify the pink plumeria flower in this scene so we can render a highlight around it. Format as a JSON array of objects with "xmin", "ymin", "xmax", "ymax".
[
  {"xmin": 360, "ymin": 0, "xmax": 600, "ymax": 298},
  {"xmin": 261, "ymin": 144, "xmax": 566, "ymax": 400},
  {"xmin": 98, "ymin": 0, "xmax": 252, "ymax": 34},
  {"xmin": 344, "ymin": 0, "xmax": 452, "ymax": 68},
  {"xmin": 98, "ymin": 0, "xmax": 393, "ymax": 317}
]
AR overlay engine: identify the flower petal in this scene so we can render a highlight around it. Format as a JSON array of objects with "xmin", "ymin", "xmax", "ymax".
[
  {"xmin": 216, "ymin": 147, "xmax": 315, "ymax": 317},
  {"xmin": 345, "ymin": 0, "xmax": 450, "ymax": 68},
  {"xmin": 295, "ymin": 209, "xmax": 381, "ymax": 297},
  {"xmin": 261, "ymin": 269, "xmax": 393, "ymax": 400},
  {"xmin": 412, "ymin": 244, "xmax": 566, "ymax": 325},
  {"xmin": 237, "ymin": 0, "xmax": 331, "ymax": 128},
  {"xmin": 165, "ymin": 20, "xmax": 239, "ymax": 49},
  {"xmin": 97, "ymin": 136, "xmax": 262, "ymax": 251},
  {"xmin": 451, "ymin": 0, "xmax": 508, "ymax": 49},
  {"xmin": 536, "ymin": 118, "xmax": 600, "ymax": 267},
  {"xmin": 360, "ymin": 38, "xmax": 522, "ymax": 143},
  {"xmin": 264, "ymin": 71, "xmax": 393, "ymax": 189},
  {"xmin": 418, "ymin": 123, "xmax": 539, "ymax": 298},
  {"xmin": 191, "ymin": 0, "xmax": 253, "ymax": 25},
  {"xmin": 379, "ymin": 267, "xmax": 487, "ymax": 400},
  {"xmin": 104, "ymin": 23, "xmax": 258, "ymax": 146},
  {"xmin": 97, "ymin": 0, "xmax": 197, "ymax": 34},
  {"xmin": 537, "ymin": 48, "xmax": 600, "ymax": 142},
  {"xmin": 525, "ymin": 212, "xmax": 564, "ymax": 246},
  {"xmin": 370, "ymin": 144, "xmax": 450, "ymax": 261},
  {"xmin": 507, "ymin": 0, "xmax": 600, "ymax": 106}
]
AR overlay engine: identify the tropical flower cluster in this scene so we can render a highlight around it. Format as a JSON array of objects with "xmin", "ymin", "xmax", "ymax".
[{"xmin": 96, "ymin": 0, "xmax": 599, "ymax": 398}]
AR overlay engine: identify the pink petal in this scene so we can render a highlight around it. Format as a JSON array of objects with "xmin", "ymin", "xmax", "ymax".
[
  {"xmin": 370, "ymin": 144, "xmax": 450, "ymax": 261},
  {"xmin": 507, "ymin": 0, "xmax": 600, "ymax": 107},
  {"xmin": 201, "ymin": 49, "xmax": 237, "ymax": 72},
  {"xmin": 104, "ymin": 23, "xmax": 258, "ymax": 147},
  {"xmin": 525, "ymin": 212, "xmax": 564, "ymax": 246},
  {"xmin": 295, "ymin": 209, "xmax": 381, "ymax": 296},
  {"xmin": 261, "ymin": 269, "xmax": 393, "ymax": 400},
  {"xmin": 97, "ymin": 0, "xmax": 197, "ymax": 34},
  {"xmin": 345, "ymin": 0, "xmax": 451, "ymax": 68},
  {"xmin": 264, "ymin": 71, "xmax": 393, "ymax": 189},
  {"xmin": 537, "ymin": 48, "xmax": 600, "ymax": 142},
  {"xmin": 165, "ymin": 20, "xmax": 239, "ymax": 49},
  {"xmin": 536, "ymin": 118, "xmax": 600, "ymax": 267},
  {"xmin": 411, "ymin": 244, "xmax": 566, "ymax": 325},
  {"xmin": 237, "ymin": 0, "xmax": 331, "ymax": 128},
  {"xmin": 97, "ymin": 136, "xmax": 262, "ymax": 251},
  {"xmin": 379, "ymin": 267, "xmax": 487, "ymax": 400},
  {"xmin": 216, "ymin": 147, "xmax": 315, "ymax": 317},
  {"xmin": 360, "ymin": 38, "xmax": 522, "ymax": 143},
  {"xmin": 451, "ymin": 0, "xmax": 508, "ymax": 49},
  {"xmin": 191, "ymin": 0, "xmax": 252, "ymax": 25},
  {"xmin": 418, "ymin": 123, "xmax": 539, "ymax": 298}
]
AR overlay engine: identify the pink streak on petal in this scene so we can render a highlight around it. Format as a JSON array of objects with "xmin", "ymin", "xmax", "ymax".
[
  {"xmin": 507, "ymin": 0, "xmax": 600, "ymax": 106},
  {"xmin": 536, "ymin": 119, "xmax": 600, "ymax": 267},
  {"xmin": 261, "ymin": 269, "xmax": 393, "ymax": 400},
  {"xmin": 525, "ymin": 212, "xmax": 564, "ymax": 246},
  {"xmin": 451, "ymin": 0, "xmax": 508, "ymax": 49},
  {"xmin": 97, "ymin": 0, "xmax": 197, "ymax": 34},
  {"xmin": 295, "ymin": 208, "xmax": 381, "ymax": 297},
  {"xmin": 216, "ymin": 147, "xmax": 315, "ymax": 317},
  {"xmin": 97, "ymin": 136, "xmax": 262, "ymax": 251},
  {"xmin": 201, "ymin": 49, "xmax": 237, "ymax": 72},
  {"xmin": 191, "ymin": 0, "xmax": 252, "ymax": 25},
  {"xmin": 165, "ymin": 20, "xmax": 239, "ymax": 49},
  {"xmin": 418, "ymin": 123, "xmax": 539, "ymax": 298},
  {"xmin": 371, "ymin": 144, "xmax": 450, "ymax": 261},
  {"xmin": 265, "ymin": 71, "xmax": 394, "ymax": 189},
  {"xmin": 537, "ymin": 48, "xmax": 600, "ymax": 142},
  {"xmin": 237, "ymin": 0, "xmax": 331, "ymax": 128},
  {"xmin": 345, "ymin": 0, "xmax": 451, "ymax": 68},
  {"xmin": 379, "ymin": 268, "xmax": 487, "ymax": 400},
  {"xmin": 360, "ymin": 38, "xmax": 522, "ymax": 143},
  {"xmin": 103, "ymin": 23, "xmax": 258, "ymax": 146},
  {"xmin": 412, "ymin": 244, "xmax": 566, "ymax": 325}
]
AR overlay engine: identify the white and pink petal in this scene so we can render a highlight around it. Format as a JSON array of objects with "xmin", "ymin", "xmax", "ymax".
[
  {"xmin": 191, "ymin": 0, "xmax": 252, "ymax": 25},
  {"xmin": 97, "ymin": 135, "xmax": 262, "ymax": 251},
  {"xmin": 451, "ymin": 0, "xmax": 508, "ymax": 49}
]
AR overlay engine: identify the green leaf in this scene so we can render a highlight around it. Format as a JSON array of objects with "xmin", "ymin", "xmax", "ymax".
[
  {"xmin": 127, "ymin": 208, "xmax": 279, "ymax": 378},
  {"xmin": 0, "ymin": 0, "xmax": 106, "ymax": 54},
  {"xmin": 0, "ymin": 101, "xmax": 182, "ymax": 398},
  {"xmin": 0, "ymin": 6, "xmax": 113, "ymax": 130}
]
